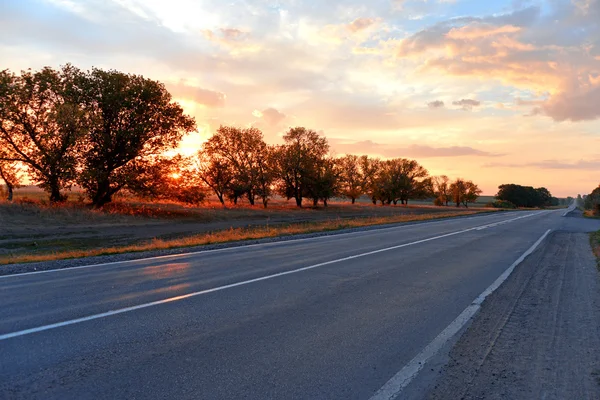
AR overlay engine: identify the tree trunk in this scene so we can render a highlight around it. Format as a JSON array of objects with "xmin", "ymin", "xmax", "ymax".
[
  {"xmin": 49, "ymin": 182, "xmax": 65, "ymax": 203},
  {"xmin": 323, "ymin": 199, "xmax": 328, "ymax": 207},
  {"xmin": 295, "ymin": 196, "xmax": 302, "ymax": 207},
  {"xmin": 262, "ymin": 198, "xmax": 268, "ymax": 208},
  {"xmin": 312, "ymin": 198, "xmax": 318, "ymax": 207},
  {"xmin": 372, "ymin": 197, "xmax": 377, "ymax": 205},
  {"xmin": 393, "ymin": 200, "xmax": 397, "ymax": 205},
  {"xmin": 6, "ymin": 184, "xmax": 13, "ymax": 202},
  {"xmin": 217, "ymin": 194, "xmax": 225, "ymax": 205},
  {"xmin": 352, "ymin": 198, "xmax": 356, "ymax": 204}
]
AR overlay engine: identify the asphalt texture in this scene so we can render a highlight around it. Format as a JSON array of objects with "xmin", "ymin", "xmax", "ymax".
[
  {"xmin": 426, "ymin": 210, "xmax": 600, "ymax": 400},
  {"xmin": 1, "ymin": 209, "xmax": 598, "ymax": 399}
]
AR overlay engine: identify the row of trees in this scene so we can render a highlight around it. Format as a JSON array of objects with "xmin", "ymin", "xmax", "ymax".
[
  {"xmin": 583, "ymin": 185, "xmax": 600, "ymax": 215},
  {"xmin": 0, "ymin": 65, "xmax": 484, "ymax": 208},
  {"xmin": 495, "ymin": 184, "xmax": 560, "ymax": 208},
  {"xmin": 194, "ymin": 126, "xmax": 482, "ymax": 208}
]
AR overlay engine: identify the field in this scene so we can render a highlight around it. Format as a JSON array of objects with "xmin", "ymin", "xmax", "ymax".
[{"xmin": 0, "ymin": 186, "xmax": 495, "ymax": 265}]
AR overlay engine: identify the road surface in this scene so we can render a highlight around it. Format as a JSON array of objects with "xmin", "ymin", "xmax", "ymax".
[{"xmin": 0, "ymin": 209, "xmax": 598, "ymax": 399}]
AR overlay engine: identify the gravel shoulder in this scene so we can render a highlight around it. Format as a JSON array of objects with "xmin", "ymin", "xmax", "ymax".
[{"xmin": 426, "ymin": 231, "xmax": 600, "ymax": 400}]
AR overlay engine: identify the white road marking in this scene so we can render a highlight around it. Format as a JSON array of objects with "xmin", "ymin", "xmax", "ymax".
[
  {"xmin": 368, "ymin": 229, "xmax": 552, "ymax": 400},
  {"xmin": 562, "ymin": 208, "xmax": 574, "ymax": 217},
  {"xmin": 0, "ymin": 212, "xmax": 546, "ymax": 341},
  {"xmin": 0, "ymin": 211, "xmax": 533, "ymax": 280}
]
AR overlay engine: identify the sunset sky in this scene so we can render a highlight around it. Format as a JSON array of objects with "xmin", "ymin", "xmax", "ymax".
[{"xmin": 2, "ymin": 0, "xmax": 599, "ymax": 196}]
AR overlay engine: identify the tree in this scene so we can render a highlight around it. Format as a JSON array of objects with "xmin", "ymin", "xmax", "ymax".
[
  {"xmin": 202, "ymin": 126, "xmax": 273, "ymax": 206},
  {"xmin": 433, "ymin": 175, "xmax": 451, "ymax": 206},
  {"xmin": 0, "ymin": 66, "xmax": 86, "ymax": 202},
  {"xmin": 359, "ymin": 156, "xmax": 381, "ymax": 205},
  {"xmin": 450, "ymin": 178, "xmax": 482, "ymax": 207},
  {"xmin": 124, "ymin": 155, "xmax": 207, "ymax": 205},
  {"xmin": 0, "ymin": 159, "xmax": 23, "ymax": 201},
  {"xmin": 337, "ymin": 155, "xmax": 363, "ymax": 204},
  {"xmin": 304, "ymin": 156, "xmax": 340, "ymax": 207},
  {"xmin": 197, "ymin": 151, "xmax": 234, "ymax": 205},
  {"xmin": 273, "ymin": 127, "xmax": 329, "ymax": 207},
  {"xmin": 496, "ymin": 184, "xmax": 556, "ymax": 208},
  {"xmin": 370, "ymin": 158, "xmax": 431, "ymax": 205},
  {"xmin": 75, "ymin": 68, "xmax": 196, "ymax": 207},
  {"xmin": 584, "ymin": 185, "xmax": 600, "ymax": 215}
]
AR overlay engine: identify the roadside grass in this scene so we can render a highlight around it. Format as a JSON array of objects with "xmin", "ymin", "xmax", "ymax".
[
  {"xmin": 591, "ymin": 230, "xmax": 600, "ymax": 271},
  {"xmin": 584, "ymin": 210, "xmax": 600, "ymax": 219},
  {"xmin": 0, "ymin": 210, "xmax": 485, "ymax": 265}
]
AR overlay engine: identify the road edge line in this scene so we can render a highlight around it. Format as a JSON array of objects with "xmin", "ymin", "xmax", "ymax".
[{"xmin": 368, "ymin": 228, "xmax": 552, "ymax": 400}]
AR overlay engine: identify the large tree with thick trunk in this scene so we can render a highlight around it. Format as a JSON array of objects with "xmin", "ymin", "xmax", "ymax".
[
  {"xmin": 75, "ymin": 68, "xmax": 196, "ymax": 207},
  {"xmin": 0, "ymin": 66, "xmax": 85, "ymax": 202},
  {"xmin": 274, "ymin": 127, "xmax": 329, "ymax": 207}
]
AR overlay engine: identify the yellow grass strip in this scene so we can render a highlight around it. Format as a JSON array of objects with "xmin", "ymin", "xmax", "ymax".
[{"xmin": 1, "ymin": 211, "xmax": 488, "ymax": 265}]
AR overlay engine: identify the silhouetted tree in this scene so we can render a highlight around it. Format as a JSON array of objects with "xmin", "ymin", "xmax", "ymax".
[
  {"xmin": 370, "ymin": 158, "xmax": 431, "ymax": 205},
  {"xmin": 304, "ymin": 157, "xmax": 340, "ymax": 207},
  {"xmin": 450, "ymin": 178, "xmax": 482, "ymax": 207},
  {"xmin": 337, "ymin": 155, "xmax": 363, "ymax": 204},
  {"xmin": 496, "ymin": 184, "xmax": 557, "ymax": 208},
  {"xmin": 0, "ymin": 66, "xmax": 86, "ymax": 202},
  {"xmin": 197, "ymin": 151, "xmax": 234, "ymax": 205},
  {"xmin": 74, "ymin": 68, "xmax": 196, "ymax": 207},
  {"xmin": 202, "ymin": 126, "xmax": 273, "ymax": 206},
  {"xmin": 0, "ymin": 159, "xmax": 23, "ymax": 201},
  {"xmin": 273, "ymin": 127, "xmax": 329, "ymax": 207},
  {"xmin": 433, "ymin": 175, "xmax": 451, "ymax": 206}
]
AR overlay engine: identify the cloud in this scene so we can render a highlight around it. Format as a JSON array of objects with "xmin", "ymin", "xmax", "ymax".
[
  {"xmin": 541, "ymin": 87, "xmax": 600, "ymax": 122},
  {"xmin": 253, "ymin": 107, "xmax": 287, "ymax": 126},
  {"xmin": 168, "ymin": 82, "xmax": 226, "ymax": 107},
  {"xmin": 394, "ymin": 4, "xmax": 600, "ymax": 121},
  {"xmin": 453, "ymin": 99, "xmax": 481, "ymax": 111},
  {"xmin": 330, "ymin": 139, "xmax": 501, "ymax": 158},
  {"xmin": 347, "ymin": 18, "xmax": 377, "ymax": 33},
  {"xmin": 485, "ymin": 159, "xmax": 600, "ymax": 170},
  {"xmin": 427, "ymin": 100, "xmax": 445, "ymax": 109}
]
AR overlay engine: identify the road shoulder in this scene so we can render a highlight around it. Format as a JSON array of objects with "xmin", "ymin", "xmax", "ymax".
[{"xmin": 425, "ymin": 231, "xmax": 600, "ymax": 399}]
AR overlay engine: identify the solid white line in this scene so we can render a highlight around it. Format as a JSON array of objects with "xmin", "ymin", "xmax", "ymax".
[
  {"xmin": 368, "ymin": 228, "xmax": 552, "ymax": 400},
  {"xmin": 0, "ymin": 211, "xmax": 530, "ymax": 279},
  {"xmin": 0, "ymin": 212, "xmax": 545, "ymax": 341}
]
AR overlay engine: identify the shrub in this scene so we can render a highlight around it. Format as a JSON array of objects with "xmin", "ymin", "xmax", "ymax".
[
  {"xmin": 488, "ymin": 200, "xmax": 517, "ymax": 209},
  {"xmin": 433, "ymin": 197, "xmax": 444, "ymax": 206}
]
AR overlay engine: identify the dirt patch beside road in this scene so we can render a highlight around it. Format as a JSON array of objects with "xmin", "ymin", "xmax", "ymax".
[{"xmin": 427, "ymin": 232, "xmax": 600, "ymax": 400}]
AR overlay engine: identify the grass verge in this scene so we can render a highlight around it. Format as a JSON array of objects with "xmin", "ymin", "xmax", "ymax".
[
  {"xmin": 0, "ymin": 211, "xmax": 485, "ymax": 265},
  {"xmin": 591, "ymin": 230, "xmax": 600, "ymax": 271}
]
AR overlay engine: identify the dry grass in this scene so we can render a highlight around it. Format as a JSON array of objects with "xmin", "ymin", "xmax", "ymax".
[
  {"xmin": 584, "ymin": 210, "xmax": 600, "ymax": 219},
  {"xmin": 591, "ymin": 230, "xmax": 600, "ymax": 270},
  {"xmin": 0, "ymin": 211, "xmax": 483, "ymax": 265}
]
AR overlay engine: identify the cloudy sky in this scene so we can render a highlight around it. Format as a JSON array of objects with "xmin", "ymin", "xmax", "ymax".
[{"xmin": 2, "ymin": 0, "xmax": 599, "ymax": 196}]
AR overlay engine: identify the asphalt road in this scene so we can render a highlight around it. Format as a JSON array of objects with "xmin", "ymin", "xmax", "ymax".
[{"xmin": 0, "ymin": 208, "xmax": 596, "ymax": 399}]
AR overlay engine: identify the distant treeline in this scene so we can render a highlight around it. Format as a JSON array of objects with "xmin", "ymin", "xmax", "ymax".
[
  {"xmin": 0, "ymin": 65, "xmax": 557, "ymax": 210},
  {"xmin": 583, "ymin": 186, "xmax": 600, "ymax": 215},
  {"xmin": 495, "ymin": 184, "xmax": 562, "ymax": 208}
]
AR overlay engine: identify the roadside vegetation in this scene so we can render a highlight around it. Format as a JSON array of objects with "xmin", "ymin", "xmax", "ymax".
[
  {"xmin": 0, "ymin": 196, "xmax": 486, "ymax": 265},
  {"xmin": 591, "ymin": 230, "xmax": 600, "ymax": 270},
  {"xmin": 0, "ymin": 65, "xmax": 486, "ymax": 209},
  {"xmin": 582, "ymin": 185, "xmax": 600, "ymax": 218},
  {"xmin": 0, "ymin": 65, "xmax": 568, "ymax": 265}
]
